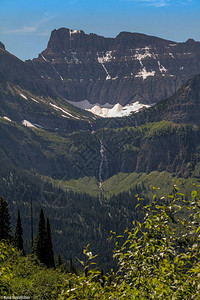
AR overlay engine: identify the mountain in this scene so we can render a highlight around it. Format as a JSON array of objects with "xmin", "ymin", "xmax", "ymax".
[
  {"xmin": 121, "ymin": 73, "xmax": 200, "ymax": 128},
  {"xmin": 0, "ymin": 42, "xmax": 93, "ymax": 131},
  {"xmin": 1, "ymin": 116, "xmax": 200, "ymax": 269},
  {"xmin": 144, "ymin": 73, "xmax": 200, "ymax": 126},
  {"xmin": 1, "ymin": 33, "xmax": 200, "ymax": 269},
  {"xmin": 27, "ymin": 28, "xmax": 200, "ymax": 114},
  {"xmin": 92, "ymin": 73, "xmax": 200, "ymax": 131}
]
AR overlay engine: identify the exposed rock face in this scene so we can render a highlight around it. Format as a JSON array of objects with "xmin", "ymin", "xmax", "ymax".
[
  {"xmin": 130, "ymin": 74, "xmax": 200, "ymax": 127},
  {"xmin": 149, "ymin": 74, "xmax": 200, "ymax": 126},
  {"xmin": 27, "ymin": 28, "xmax": 200, "ymax": 106},
  {"xmin": 91, "ymin": 73, "xmax": 200, "ymax": 132}
]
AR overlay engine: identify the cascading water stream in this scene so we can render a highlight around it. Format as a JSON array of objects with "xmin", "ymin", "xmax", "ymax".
[{"xmin": 99, "ymin": 140, "xmax": 108, "ymax": 188}]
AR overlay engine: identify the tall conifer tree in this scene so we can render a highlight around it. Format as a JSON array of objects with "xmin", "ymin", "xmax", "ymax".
[
  {"xmin": 45, "ymin": 217, "xmax": 55, "ymax": 268},
  {"xmin": 56, "ymin": 253, "xmax": 63, "ymax": 268},
  {"xmin": 14, "ymin": 210, "xmax": 24, "ymax": 255},
  {"xmin": 0, "ymin": 197, "xmax": 12, "ymax": 241},
  {"xmin": 31, "ymin": 209, "xmax": 46, "ymax": 265}
]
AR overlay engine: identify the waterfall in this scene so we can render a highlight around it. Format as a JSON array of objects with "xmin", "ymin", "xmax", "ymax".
[{"xmin": 99, "ymin": 140, "xmax": 108, "ymax": 187}]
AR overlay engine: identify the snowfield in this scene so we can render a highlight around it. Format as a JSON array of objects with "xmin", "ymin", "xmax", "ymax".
[
  {"xmin": 87, "ymin": 102, "xmax": 151, "ymax": 118},
  {"xmin": 22, "ymin": 120, "xmax": 36, "ymax": 128},
  {"xmin": 67, "ymin": 100, "xmax": 152, "ymax": 118}
]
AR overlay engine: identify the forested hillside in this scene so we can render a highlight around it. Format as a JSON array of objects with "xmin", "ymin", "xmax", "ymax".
[{"xmin": 2, "ymin": 185, "xmax": 200, "ymax": 299}]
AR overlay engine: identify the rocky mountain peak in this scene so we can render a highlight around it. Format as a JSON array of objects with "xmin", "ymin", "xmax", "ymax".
[
  {"xmin": 186, "ymin": 38, "xmax": 197, "ymax": 45},
  {"xmin": 46, "ymin": 27, "xmax": 110, "ymax": 53},
  {"xmin": 0, "ymin": 42, "xmax": 5, "ymax": 50},
  {"xmin": 47, "ymin": 28, "xmax": 73, "ymax": 52},
  {"xmin": 28, "ymin": 28, "xmax": 200, "ymax": 108},
  {"xmin": 115, "ymin": 31, "xmax": 175, "ymax": 48}
]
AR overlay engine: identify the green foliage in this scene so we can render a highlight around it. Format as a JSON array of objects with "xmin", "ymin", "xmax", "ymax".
[
  {"xmin": 2, "ymin": 185, "xmax": 200, "ymax": 298},
  {"xmin": 62, "ymin": 171, "xmax": 200, "ymax": 197},
  {"xmin": 0, "ymin": 242, "xmax": 15, "ymax": 296},
  {"xmin": 5, "ymin": 252, "xmax": 65, "ymax": 299},
  {"xmin": 58, "ymin": 186, "xmax": 200, "ymax": 299}
]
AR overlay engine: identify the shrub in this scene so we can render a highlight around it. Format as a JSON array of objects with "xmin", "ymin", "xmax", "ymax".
[{"xmin": 58, "ymin": 185, "xmax": 200, "ymax": 299}]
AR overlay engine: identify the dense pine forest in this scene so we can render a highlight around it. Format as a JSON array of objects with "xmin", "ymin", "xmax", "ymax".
[{"xmin": 0, "ymin": 162, "xmax": 148, "ymax": 271}]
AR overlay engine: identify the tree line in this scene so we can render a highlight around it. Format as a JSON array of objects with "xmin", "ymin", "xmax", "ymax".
[{"xmin": 0, "ymin": 197, "xmax": 54, "ymax": 268}]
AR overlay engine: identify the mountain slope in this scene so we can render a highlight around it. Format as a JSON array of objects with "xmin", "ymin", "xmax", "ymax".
[
  {"xmin": 0, "ymin": 43, "xmax": 94, "ymax": 131},
  {"xmin": 123, "ymin": 73, "xmax": 200, "ymax": 127},
  {"xmin": 1, "ymin": 35, "xmax": 200, "ymax": 270},
  {"xmin": 146, "ymin": 73, "xmax": 200, "ymax": 125},
  {"xmin": 1, "ymin": 117, "xmax": 200, "ymax": 181},
  {"xmin": 91, "ymin": 72, "xmax": 200, "ymax": 131},
  {"xmin": 27, "ymin": 28, "xmax": 200, "ymax": 107}
]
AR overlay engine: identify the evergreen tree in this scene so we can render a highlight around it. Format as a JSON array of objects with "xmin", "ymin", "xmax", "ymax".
[
  {"xmin": 70, "ymin": 257, "xmax": 78, "ymax": 275},
  {"xmin": 14, "ymin": 210, "xmax": 25, "ymax": 255},
  {"xmin": 56, "ymin": 253, "xmax": 63, "ymax": 268},
  {"xmin": 0, "ymin": 197, "xmax": 12, "ymax": 241},
  {"xmin": 45, "ymin": 217, "xmax": 55, "ymax": 268},
  {"xmin": 31, "ymin": 209, "xmax": 46, "ymax": 265}
]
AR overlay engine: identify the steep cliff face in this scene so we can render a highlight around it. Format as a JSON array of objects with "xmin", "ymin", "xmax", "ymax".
[
  {"xmin": 150, "ymin": 74, "xmax": 200, "ymax": 125},
  {"xmin": 28, "ymin": 28, "xmax": 200, "ymax": 106},
  {"xmin": 91, "ymin": 73, "xmax": 200, "ymax": 131},
  {"xmin": 127, "ymin": 73, "xmax": 200, "ymax": 127}
]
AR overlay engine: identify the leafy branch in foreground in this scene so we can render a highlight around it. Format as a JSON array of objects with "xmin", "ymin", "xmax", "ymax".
[
  {"xmin": 58, "ymin": 185, "xmax": 200, "ymax": 299},
  {"xmin": 0, "ymin": 242, "xmax": 15, "ymax": 296}
]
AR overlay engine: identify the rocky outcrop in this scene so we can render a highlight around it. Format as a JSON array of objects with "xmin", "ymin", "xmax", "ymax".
[{"xmin": 27, "ymin": 28, "xmax": 200, "ymax": 106}]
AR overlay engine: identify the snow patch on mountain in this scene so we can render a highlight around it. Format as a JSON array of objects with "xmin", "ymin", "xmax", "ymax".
[
  {"xmin": 3, "ymin": 116, "xmax": 12, "ymax": 122},
  {"xmin": 31, "ymin": 97, "xmax": 39, "ymax": 103},
  {"xmin": 49, "ymin": 103, "xmax": 80, "ymax": 119},
  {"xmin": 135, "ymin": 68, "xmax": 155, "ymax": 80},
  {"xmin": 71, "ymin": 52, "xmax": 79, "ymax": 63},
  {"xmin": 87, "ymin": 102, "xmax": 151, "ymax": 118},
  {"xmin": 22, "ymin": 120, "xmax": 36, "ymax": 128},
  {"xmin": 70, "ymin": 30, "xmax": 81, "ymax": 34},
  {"xmin": 169, "ymin": 53, "xmax": 174, "ymax": 58},
  {"xmin": 41, "ymin": 54, "xmax": 47, "ymax": 62},
  {"xmin": 134, "ymin": 47, "xmax": 156, "ymax": 80},
  {"xmin": 158, "ymin": 61, "xmax": 167, "ymax": 75},
  {"xmin": 20, "ymin": 94, "xmax": 28, "ymax": 100},
  {"xmin": 66, "ymin": 99, "xmax": 151, "ymax": 118},
  {"xmin": 97, "ymin": 51, "xmax": 113, "ymax": 63},
  {"xmin": 134, "ymin": 46, "xmax": 157, "ymax": 62}
]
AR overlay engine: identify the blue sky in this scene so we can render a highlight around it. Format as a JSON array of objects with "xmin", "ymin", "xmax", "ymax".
[{"xmin": 0, "ymin": 0, "xmax": 199, "ymax": 61}]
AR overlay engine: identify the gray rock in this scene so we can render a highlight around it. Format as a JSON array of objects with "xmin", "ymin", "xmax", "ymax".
[{"xmin": 27, "ymin": 28, "xmax": 200, "ymax": 106}]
